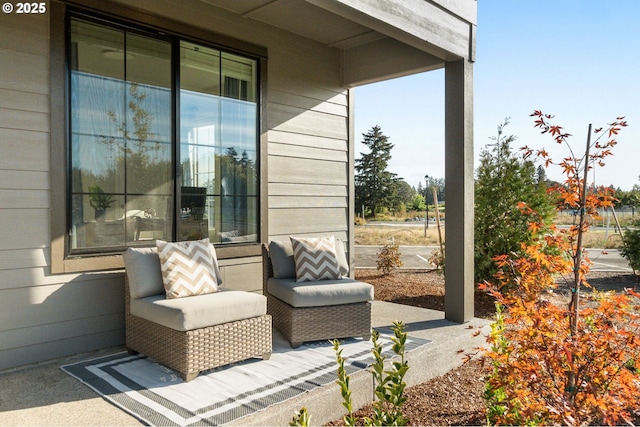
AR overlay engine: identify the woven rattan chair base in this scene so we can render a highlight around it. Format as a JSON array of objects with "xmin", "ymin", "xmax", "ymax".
[
  {"xmin": 267, "ymin": 294, "xmax": 371, "ymax": 347},
  {"xmin": 262, "ymin": 243, "xmax": 372, "ymax": 348},
  {"xmin": 125, "ymin": 277, "xmax": 272, "ymax": 382}
]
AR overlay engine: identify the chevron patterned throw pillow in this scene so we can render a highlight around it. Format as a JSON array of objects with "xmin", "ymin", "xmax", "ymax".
[
  {"xmin": 156, "ymin": 238, "xmax": 219, "ymax": 299},
  {"xmin": 290, "ymin": 236, "xmax": 342, "ymax": 282}
]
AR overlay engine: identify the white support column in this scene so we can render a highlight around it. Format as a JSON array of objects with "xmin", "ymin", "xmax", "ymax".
[{"xmin": 444, "ymin": 58, "xmax": 474, "ymax": 323}]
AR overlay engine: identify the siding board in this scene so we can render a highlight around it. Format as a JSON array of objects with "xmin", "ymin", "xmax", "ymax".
[
  {"xmin": 0, "ymin": 88, "xmax": 49, "ymax": 113},
  {"xmin": 269, "ymin": 89, "xmax": 347, "ymax": 117},
  {"xmin": 0, "ymin": 277, "xmax": 123, "ymax": 331},
  {"xmin": 0, "ymin": 170, "xmax": 48, "ymax": 190},
  {"xmin": 0, "ymin": 189, "xmax": 49, "ymax": 209},
  {"xmin": 0, "ymin": 330, "xmax": 123, "ymax": 370},
  {"xmin": 270, "ymin": 75, "xmax": 346, "ymax": 105},
  {"xmin": 0, "ymin": 248, "xmax": 48, "ymax": 271},
  {"xmin": 270, "ymin": 231, "xmax": 349, "ymax": 243},
  {"xmin": 266, "ymin": 44, "xmax": 341, "ymax": 87},
  {"xmin": 269, "ymin": 156, "xmax": 347, "ymax": 186},
  {"xmin": 0, "ymin": 129, "xmax": 49, "ymax": 171},
  {"xmin": 269, "ymin": 142, "xmax": 347, "ymax": 162},
  {"xmin": 0, "ymin": 11, "xmax": 48, "ymax": 55},
  {"xmin": 268, "ymin": 103, "xmax": 348, "ymax": 140},
  {"xmin": 0, "ymin": 107, "xmax": 49, "ymax": 133},
  {"xmin": 0, "ymin": 48, "xmax": 48, "ymax": 94},
  {"xmin": 0, "ymin": 209, "xmax": 48, "ymax": 251},
  {"xmin": 269, "ymin": 195, "xmax": 346, "ymax": 209},
  {"xmin": 219, "ymin": 259, "xmax": 263, "ymax": 293},
  {"xmin": 269, "ymin": 183, "xmax": 347, "ymax": 197},
  {"xmin": 0, "ymin": 312, "xmax": 122, "ymax": 351},
  {"xmin": 0, "ymin": 268, "xmax": 118, "ymax": 291},
  {"xmin": 269, "ymin": 130, "xmax": 347, "ymax": 152},
  {"xmin": 269, "ymin": 207, "xmax": 348, "ymax": 236}
]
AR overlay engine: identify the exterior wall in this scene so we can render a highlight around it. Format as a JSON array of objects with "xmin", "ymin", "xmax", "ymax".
[
  {"xmin": 0, "ymin": 9, "xmax": 117, "ymax": 370},
  {"xmin": 0, "ymin": 0, "xmax": 348, "ymax": 370},
  {"xmin": 266, "ymin": 74, "xmax": 349, "ymax": 243}
]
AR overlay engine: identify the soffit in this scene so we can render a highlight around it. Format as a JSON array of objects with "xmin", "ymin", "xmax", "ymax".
[
  {"xmin": 198, "ymin": 0, "xmax": 386, "ymax": 50},
  {"xmin": 197, "ymin": 0, "xmax": 474, "ymax": 85}
]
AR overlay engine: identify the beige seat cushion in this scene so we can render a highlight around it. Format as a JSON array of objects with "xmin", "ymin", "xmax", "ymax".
[
  {"xmin": 130, "ymin": 288, "xmax": 267, "ymax": 332},
  {"xmin": 267, "ymin": 277, "xmax": 373, "ymax": 308}
]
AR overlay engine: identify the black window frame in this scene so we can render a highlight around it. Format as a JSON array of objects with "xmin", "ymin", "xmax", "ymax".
[{"xmin": 50, "ymin": 1, "xmax": 268, "ymax": 273}]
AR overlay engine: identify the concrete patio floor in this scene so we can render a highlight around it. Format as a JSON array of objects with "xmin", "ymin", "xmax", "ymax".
[{"xmin": 0, "ymin": 301, "xmax": 491, "ymax": 426}]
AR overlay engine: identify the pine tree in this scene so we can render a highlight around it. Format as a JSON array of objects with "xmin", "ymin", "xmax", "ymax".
[
  {"xmin": 355, "ymin": 126, "xmax": 398, "ymax": 217},
  {"xmin": 474, "ymin": 120, "xmax": 555, "ymax": 284}
]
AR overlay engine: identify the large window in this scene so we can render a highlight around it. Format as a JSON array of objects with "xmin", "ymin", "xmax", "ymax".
[{"xmin": 68, "ymin": 15, "xmax": 259, "ymax": 254}]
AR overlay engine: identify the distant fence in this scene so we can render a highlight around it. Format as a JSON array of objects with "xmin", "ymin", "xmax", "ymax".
[
  {"xmin": 559, "ymin": 207, "xmax": 637, "ymax": 217},
  {"xmin": 556, "ymin": 208, "xmax": 637, "ymax": 230}
]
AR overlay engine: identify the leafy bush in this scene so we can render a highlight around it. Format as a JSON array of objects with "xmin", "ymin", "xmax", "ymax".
[
  {"xmin": 481, "ymin": 113, "xmax": 640, "ymax": 425},
  {"xmin": 621, "ymin": 218, "xmax": 640, "ymax": 272},
  {"xmin": 354, "ymin": 216, "xmax": 367, "ymax": 226},
  {"xmin": 377, "ymin": 243, "xmax": 403, "ymax": 275},
  {"xmin": 428, "ymin": 247, "xmax": 444, "ymax": 272},
  {"xmin": 291, "ymin": 321, "xmax": 409, "ymax": 427}
]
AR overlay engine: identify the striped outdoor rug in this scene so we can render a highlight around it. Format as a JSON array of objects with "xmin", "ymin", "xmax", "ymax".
[{"xmin": 61, "ymin": 329, "xmax": 430, "ymax": 426}]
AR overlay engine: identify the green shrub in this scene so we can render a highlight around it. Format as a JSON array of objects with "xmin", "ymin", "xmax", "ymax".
[
  {"xmin": 621, "ymin": 218, "xmax": 640, "ymax": 272},
  {"xmin": 291, "ymin": 321, "xmax": 409, "ymax": 427},
  {"xmin": 289, "ymin": 408, "xmax": 310, "ymax": 427}
]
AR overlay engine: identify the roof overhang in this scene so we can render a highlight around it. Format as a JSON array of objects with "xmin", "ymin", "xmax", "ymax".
[{"xmin": 199, "ymin": 0, "xmax": 477, "ymax": 87}]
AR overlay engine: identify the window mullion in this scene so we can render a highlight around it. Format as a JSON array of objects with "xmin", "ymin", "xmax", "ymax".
[{"xmin": 172, "ymin": 37, "xmax": 180, "ymax": 242}]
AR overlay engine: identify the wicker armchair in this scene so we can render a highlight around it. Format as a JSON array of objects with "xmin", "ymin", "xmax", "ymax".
[
  {"xmin": 262, "ymin": 242, "xmax": 372, "ymax": 348},
  {"xmin": 125, "ymin": 277, "xmax": 272, "ymax": 382},
  {"xmin": 123, "ymin": 244, "xmax": 272, "ymax": 382}
]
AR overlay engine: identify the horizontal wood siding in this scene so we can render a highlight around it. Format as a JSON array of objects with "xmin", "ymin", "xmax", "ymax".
[
  {"xmin": 0, "ymin": 0, "xmax": 351, "ymax": 370},
  {"xmin": 218, "ymin": 257, "xmax": 263, "ymax": 294},
  {"xmin": 0, "ymin": 10, "xmax": 128, "ymax": 369},
  {"xmin": 267, "ymin": 51, "xmax": 350, "ymax": 244}
]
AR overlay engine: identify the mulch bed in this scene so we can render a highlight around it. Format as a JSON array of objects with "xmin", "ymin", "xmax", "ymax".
[
  {"xmin": 323, "ymin": 268, "xmax": 640, "ymax": 426},
  {"xmin": 354, "ymin": 268, "xmax": 498, "ymax": 319}
]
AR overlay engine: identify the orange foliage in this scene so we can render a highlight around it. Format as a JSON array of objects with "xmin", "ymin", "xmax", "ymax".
[{"xmin": 481, "ymin": 112, "xmax": 640, "ymax": 425}]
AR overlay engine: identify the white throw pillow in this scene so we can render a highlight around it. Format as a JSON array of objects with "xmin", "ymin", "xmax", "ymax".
[
  {"xmin": 156, "ymin": 238, "xmax": 219, "ymax": 299},
  {"xmin": 290, "ymin": 236, "xmax": 341, "ymax": 282}
]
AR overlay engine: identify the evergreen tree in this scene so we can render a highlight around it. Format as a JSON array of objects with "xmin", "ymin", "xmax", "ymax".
[
  {"xmin": 355, "ymin": 126, "xmax": 398, "ymax": 217},
  {"xmin": 411, "ymin": 193, "xmax": 426, "ymax": 211},
  {"xmin": 395, "ymin": 179, "xmax": 415, "ymax": 208},
  {"xmin": 474, "ymin": 120, "xmax": 555, "ymax": 284},
  {"xmin": 535, "ymin": 164, "xmax": 548, "ymax": 185},
  {"xmin": 424, "ymin": 176, "xmax": 445, "ymax": 203}
]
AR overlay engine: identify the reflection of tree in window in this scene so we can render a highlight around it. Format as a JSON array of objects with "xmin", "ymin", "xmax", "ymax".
[
  {"xmin": 68, "ymin": 17, "xmax": 259, "ymax": 251},
  {"xmin": 220, "ymin": 147, "xmax": 255, "ymax": 236},
  {"xmin": 101, "ymin": 83, "xmax": 170, "ymax": 196}
]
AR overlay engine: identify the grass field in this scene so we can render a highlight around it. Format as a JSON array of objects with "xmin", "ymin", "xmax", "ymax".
[
  {"xmin": 355, "ymin": 223, "xmax": 625, "ymax": 249},
  {"xmin": 354, "ymin": 224, "xmax": 442, "ymax": 246}
]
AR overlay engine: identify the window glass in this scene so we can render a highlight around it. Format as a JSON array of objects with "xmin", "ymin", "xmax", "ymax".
[
  {"xmin": 179, "ymin": 42, "xmax": 258, "ymax": 243},
  {"xmin": 68, "ymin": 17, "xmax": 258, "ymax": 253}
]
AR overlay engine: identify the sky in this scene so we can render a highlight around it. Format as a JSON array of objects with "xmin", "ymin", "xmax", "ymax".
[{"xmin": 354, "ymin": 0, "xmax": 640, "ymax": 191}]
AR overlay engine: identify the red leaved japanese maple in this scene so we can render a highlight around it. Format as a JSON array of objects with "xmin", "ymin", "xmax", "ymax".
[{"xmin": 481, "ymin": 112, "xmax": 640, "ymax": 425}]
